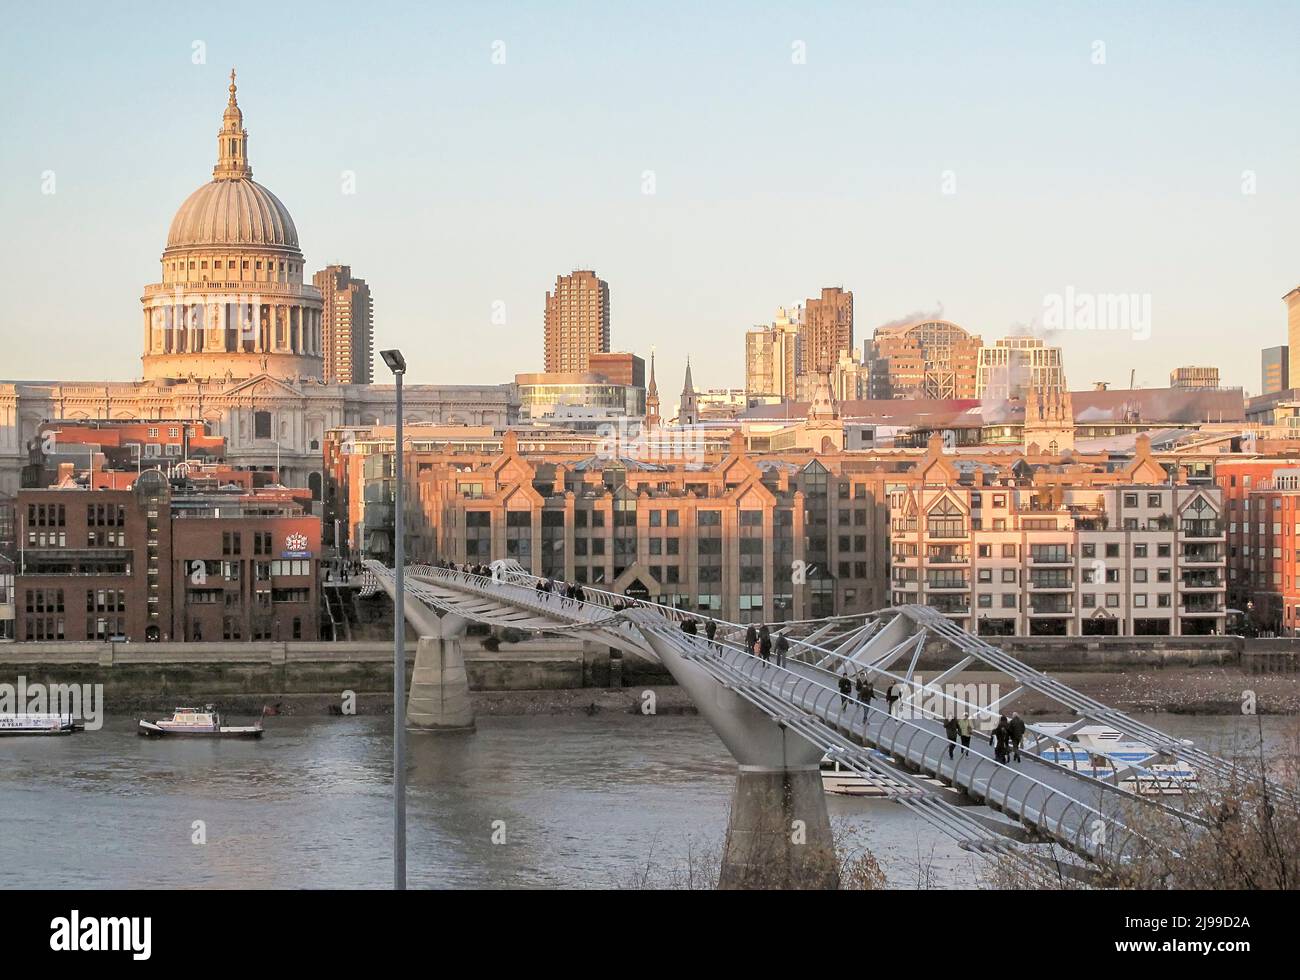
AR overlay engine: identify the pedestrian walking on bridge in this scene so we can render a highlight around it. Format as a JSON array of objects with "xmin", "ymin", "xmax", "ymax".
[
  {"xmin": 1008, "ymin": 711, "xmax": 1026, "ymax": 763},
  {"xmin": 838, "ymin": 672, "xmax": 852, "ymax": 708},
  {"xmin": 956, "ymin": 715, "xmax": 972, "ymax": 757},
  {"xmin": 944, "ymin": 715, "xmax": 960, "ymax": 759},
  {"xmin": 855, "ymin": 674, "xmax": 872, "ymax": 716},
  {"xmin": 991, "ymin": 714, "xmax": 1011, "ymax": 764},
  {"xmin": 885, "ymin": 682, "xmax": 901, "ymax": 716},
  {"xmin": 774, "ymin": 632, "xmax": 789, "ymax": 668}
]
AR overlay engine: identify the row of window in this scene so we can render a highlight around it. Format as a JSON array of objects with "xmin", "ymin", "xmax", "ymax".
[{"xmin": 170, "ymin": 258, "xmax": 299, "ymax": 274}]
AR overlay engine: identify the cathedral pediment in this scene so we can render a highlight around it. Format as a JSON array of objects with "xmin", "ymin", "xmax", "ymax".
[{"xmin": 217, "ymin": 374, "xmax": 304, "ymax": 401}]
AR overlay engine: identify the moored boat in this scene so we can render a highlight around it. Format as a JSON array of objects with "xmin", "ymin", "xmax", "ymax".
[
  {"xmin": 137, "ymin": 705, "xmax": 264, "ymax": 738},
  {"xmin": 1029, "ymin": 722, "xmax": 1197, "ymax": 794},
  {"xmin": 0, "ymin": 713, "xmax": 82, "ymax": 736}
]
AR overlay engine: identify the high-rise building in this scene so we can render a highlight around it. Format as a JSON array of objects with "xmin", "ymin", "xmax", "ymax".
[
  {"xmin": 544, "ymin": 270, "xmax": 610, "ymax": 373},
  {"xmin": 1262, "ymin": 346, "xmax": 1289, "ymax": 394},
  {"xmin": 1169, "ymin": 366, "xmax": 1220, "ymax": 390},
  {"xmin": 1286, "ymin": 287, "xmax": 1300, "ymax": 390},
  {"xmin": 800, "ymin": 287, "xmax": 853, "ymax": 375},
  {"xmin": 745, "ymin": 307, "xmax": 800, "ymax": 403},
  {"xmin": 313, "ymin": 265, "xmax": 374, "ymax": 384},
  {"xmin": 864, "ymin": 319, "xmax": 983, "ymax": 399},
  {"xmin": 976, "ymin": 336, "xmax": 1065, "ymax": 404}
]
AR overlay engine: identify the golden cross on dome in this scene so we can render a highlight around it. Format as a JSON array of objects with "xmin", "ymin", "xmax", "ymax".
[{"xmin": 228, "ymin": 68, "xmax": 237, "ymax": 103}]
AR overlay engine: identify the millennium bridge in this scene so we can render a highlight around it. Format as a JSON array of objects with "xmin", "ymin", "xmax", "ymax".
[{"xmin": 360, "ymin": 559, "xmax": 1251, "ymax": 888}]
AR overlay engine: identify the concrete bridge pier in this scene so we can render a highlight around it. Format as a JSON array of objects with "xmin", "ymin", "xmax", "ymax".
[
  {"xmin": 368, "ymin": 570, "xmax": 475, "ymax": 732},
  {"xmin": 407, "ymin": 613, "xmax": 475, "ymax": 732},
  {"xmin": 638, "ymin": 627, "xmax": 838, "ymax": 889},
  {"xmin": 719, "ymin": 762, "xmax": 838, "ymax": 890}
]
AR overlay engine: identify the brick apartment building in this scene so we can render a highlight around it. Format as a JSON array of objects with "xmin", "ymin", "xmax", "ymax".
[
  {"xmin": 13, "ymin": 471, "xmax": 319, "ymax": 642},
  {"xmin": 397, "ymin": 431, "xmax": 898, "ymax": 623},
  {"xmin": 1216, "ymin": 457, "xmax": 1300, "ymax": 635}
]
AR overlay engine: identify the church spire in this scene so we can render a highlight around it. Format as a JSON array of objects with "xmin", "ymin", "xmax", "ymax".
[
  {"xmin": 214, "ymin": 69, "xmax": 252, "ymax": 181},
  {"xmin": 645, "ymin": 349, "xmax": 660, "ymax": 429},
  {"xmin": 679, "ymin": 356, "xmax": 698, "ymax": 425}
]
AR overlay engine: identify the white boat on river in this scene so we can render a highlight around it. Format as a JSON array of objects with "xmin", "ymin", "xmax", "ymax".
[
  {"xmin": 138, "ymin": 705, "xmax": 264, "ymax": 739},
  {"xmin": 0, "ymin": 713, "xmax": 82, "ymax": 736}
]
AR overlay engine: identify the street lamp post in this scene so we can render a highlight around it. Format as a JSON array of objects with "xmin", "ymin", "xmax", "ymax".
[{"xmin": 381, "ymin": 348, "xmax": 407, "ymax": 890}]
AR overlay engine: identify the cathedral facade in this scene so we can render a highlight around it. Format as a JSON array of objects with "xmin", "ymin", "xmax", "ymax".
[{"xmin": 0, "ymin": 74, "xmax": 516, "ymax": 496}]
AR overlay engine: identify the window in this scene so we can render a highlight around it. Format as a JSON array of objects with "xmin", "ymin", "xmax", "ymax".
[
  {"xmin": 1001, "ymin": 544, "xmax": 1017, "ymax": 558},
  {"xmin": 1001, "ymin": 594, "xmax": 1016, "ymax": 608},
  {"xmin": 926, "ymin": 499, "xmax": 965, "ymax": 538},
  {"xmin": 1001, "ymin": 569, "xmax": 1017, "ymax": 583},
  {"xmin": 1124, "ymin": 493, "xmax": 1138, "ymax": 507}
]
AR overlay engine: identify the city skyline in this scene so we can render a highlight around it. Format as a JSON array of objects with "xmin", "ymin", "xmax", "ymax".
[{"xmin": 3, "ymin": 2, "xmax": 1300, "ymax": 393}]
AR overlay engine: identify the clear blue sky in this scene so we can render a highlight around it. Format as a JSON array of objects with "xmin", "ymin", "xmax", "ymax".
[{"xmin": 2, "ymin": 0, "xmax": 1298, "ymax": 393}]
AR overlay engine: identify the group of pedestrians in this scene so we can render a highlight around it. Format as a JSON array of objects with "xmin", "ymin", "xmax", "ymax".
[
  {"xmin": 533, "ymin": 576, "xmax": 589, "ymax": 607},
  {"xmin": 838, "ymin": 671, "xmax": 898, "ymax": 714},
  {"xmin": 737, "ymin": 622, "xmax": 790, "ymax": 666},
  {"xmin": 941, "ymin": 710, "xmax": 1025, "ymax": 763},
  {"xmin": 324, "ymin": 559, "xmax": 360, "ymax": 584},
  {"xmin": 990, "ymin": 712, "xmax": 1026, "ymax": 763}
]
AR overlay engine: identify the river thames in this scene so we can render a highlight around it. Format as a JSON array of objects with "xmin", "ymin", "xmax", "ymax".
[{"xmin": 1, "ymin": 712, "xmax": 1291, "ymax": 889}]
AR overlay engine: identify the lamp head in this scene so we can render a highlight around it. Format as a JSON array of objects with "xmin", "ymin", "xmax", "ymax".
[{"xmin": 380, "ymin": 349, "xmax": 407, "ymax": 374}]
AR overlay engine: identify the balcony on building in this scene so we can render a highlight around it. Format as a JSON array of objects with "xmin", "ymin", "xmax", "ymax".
[
  {"xmin": 1028, "ymin": 569, "xmax": 1073, "ymax": 591},
  {"xmin": 1180, "ymin": 570, "xmax": 1225, "ymax": 590},
  {"xmin": 927, "ymin": 595, "xmax": 969, "ymax": 616},
  {"xmin": 925, "ymin": 545, "xmax": 968, "ymax": 565},
  {"xmin": 1028, "ymin": 595, "xmax": 1073, "ymax": 615},
  {"xmin": 1180, "ymin": 595, "xmax": 1225, "ymax": 615},
  {"xmin": 925, "ymin": 522, "xmax": 968, "ymax": 540},
  {"xmin": 1028, "ymin": 545, "xmax": 1072, "ymax": 565},
  {"xmin": 1181, "ymin": 543, "xmax": 1224, "ymax": 564},
  {"xmin": 925, "ymin": 571, "xmax": 970, "ymax": 592},
  {"xmin": 1181, "ymin": 518, "xmax": 1225, "ymax": 540}
]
